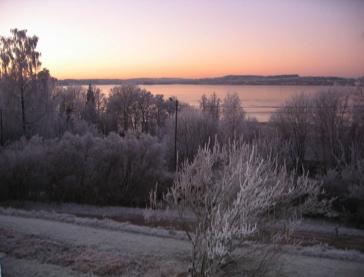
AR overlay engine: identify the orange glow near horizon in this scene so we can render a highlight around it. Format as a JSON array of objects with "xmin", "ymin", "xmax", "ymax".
[{"xmin": 1, "ymin": 0, "xmax": 363, "ymax": 79}]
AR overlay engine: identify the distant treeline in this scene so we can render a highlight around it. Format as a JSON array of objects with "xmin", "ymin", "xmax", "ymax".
[{"xmin": 58, "ymin": 75, "xmax": 359, "ymax": 86}]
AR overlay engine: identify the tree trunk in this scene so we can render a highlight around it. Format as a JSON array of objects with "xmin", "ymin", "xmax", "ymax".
[{"xmin": 20, "ymin": 79, "xmax": 27, "ymax": 137}]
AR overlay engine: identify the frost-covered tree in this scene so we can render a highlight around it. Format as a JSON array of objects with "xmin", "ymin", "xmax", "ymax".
[
  {"xmin": 199, "ymin": 92, "xmax": 221, "ymax": 121},
  {"xmin": 154, "ymin": 94, "xmax": 170, "ymax": 133},
  {"xmin": 55, "ymin": 86, "xmax": 85, "ymax": 121},
  {"xmin": 82, "ymin": 84, "xmax": 98, "ymax": 124},
  {"xmin": 0, "ymin": 29, "xmax": 41, "ymax": 137},
  {"xmin": 53, "ymin": 86, "xmax": 98, "ymax": 135},
  {"xmin": 106, "ymin": 85, "xmax": 171, "ymax": 135},
  {"xmin": 0, "ymin": 29, "xmax": 61, "ymax": 141},
  {"xmin": 270, "ymin": 89, "xmax": 363, "ymax": 171},
  {"xmin": 159, "ymin": 142, "xmax": 322, "ymax": 276},
  {"xmin": 107, "ymin": 85, "xmax": 138, "ymax": 133},
  {"xmin": 220, "ymin": 93, "xmax": 246, "ymax": 142},
  {"xmin": 136, "ymin": 89, "xmax": 154, "ymax": 133},
  {"xmin": 311, "ymin": 90, "xmax": 351, "ymax": 168},
  {"xmin": 349, "ymin": 86, "xmax": 364, "ymax": 163},
  {"xmin": 270, "ymin": 94, "xmax": 311, "ymax": 169},
  {"xmin": 27, "ymin": 69, "xmax": 58, "ymax": 137}
]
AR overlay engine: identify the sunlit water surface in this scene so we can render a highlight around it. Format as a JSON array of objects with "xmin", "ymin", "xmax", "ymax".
[{"xmin": 78, "ymin": 84, "xmax": 350, "ymax": 121}]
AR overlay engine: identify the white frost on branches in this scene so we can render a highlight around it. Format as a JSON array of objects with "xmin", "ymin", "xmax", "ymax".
[{"xmin": 161, "ymin": 142, "xmax": 323, "ymax": 275}]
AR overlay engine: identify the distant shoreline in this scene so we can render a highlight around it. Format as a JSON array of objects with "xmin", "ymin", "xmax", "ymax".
[{"xmin": 58, "ymin": 74, "xmax": 358, "ymax": 87}]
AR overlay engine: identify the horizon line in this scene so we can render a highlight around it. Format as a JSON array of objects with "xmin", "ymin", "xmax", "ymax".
[{"xmin": 56, "ymin": 74, "xmax": 363, "ymax": 81}]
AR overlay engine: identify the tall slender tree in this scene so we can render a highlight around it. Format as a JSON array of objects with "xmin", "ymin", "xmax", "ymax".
[
  {"xmin": 82, "ymin": 84, "xmax": 97, "ymax": 124},
  {"xmin": 0, "ymin": 29, "xmax": 41, "ymax": 137}
]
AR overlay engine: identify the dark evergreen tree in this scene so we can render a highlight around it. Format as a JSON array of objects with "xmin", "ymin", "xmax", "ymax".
[{"xmin": 83, "ymin": 84, "xmax": 97, "ymax": 124}]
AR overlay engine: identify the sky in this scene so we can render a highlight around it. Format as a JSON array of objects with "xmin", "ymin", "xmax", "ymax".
[{"xmin": 0, "ymin": 0, "xmax": 363, "ymax": 79}]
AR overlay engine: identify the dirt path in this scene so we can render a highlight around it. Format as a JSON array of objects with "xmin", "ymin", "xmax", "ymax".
[
  {"xmin": 1, "ymin": 212, "xmax": 364, "ymax": 276},
  {"xmin": 0, "ymin": 214, "xmax": 189, "ymax": 276},
  {"xmin": 3, "ymin": 201, "xmax": 364, "ymax": 252}
]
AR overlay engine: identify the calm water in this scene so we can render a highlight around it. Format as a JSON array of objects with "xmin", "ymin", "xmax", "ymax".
[{"xmin": 84, "ymin": 85, "xmax": 340, "ymax": 121}]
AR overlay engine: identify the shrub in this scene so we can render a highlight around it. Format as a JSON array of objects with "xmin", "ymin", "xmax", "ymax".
[
  {"xmin": 321, "ymin": 160, "xmax": 364, "ymax": 225},
  {"xmin": 155, "ymin": 142, "xmax": 323, "ymax": 276},
  {"xmin": 0, "ymin": 132, "xmax": 169, "ymax": 206},
  {"xmin": 0, "ymin": 136, "xmax": 50, "ymax": 200}
]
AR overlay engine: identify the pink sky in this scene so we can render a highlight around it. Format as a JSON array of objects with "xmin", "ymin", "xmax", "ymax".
[{"xmin": 1, "ymin": 0, "xmax": 363, "ymax": 79}]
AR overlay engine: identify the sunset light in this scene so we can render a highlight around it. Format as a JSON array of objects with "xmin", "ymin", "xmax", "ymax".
[{"xmin": 1, "ymin": 0, "xmax": 363, "ymax": 79}]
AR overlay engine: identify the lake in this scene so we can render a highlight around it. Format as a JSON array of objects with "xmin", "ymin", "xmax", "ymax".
[{"xmin": 83, "ymin": 84, "xmax": 345, "ymax": 121}]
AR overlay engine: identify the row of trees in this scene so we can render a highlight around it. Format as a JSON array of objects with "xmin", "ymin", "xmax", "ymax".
[
  {"xmin": 169, "ymin": 92, "xmax": 259, "ymax": 168},
  {"xmin": 0, "ymin": 133, "xmax": 168, "ymax": 206},
  {"xmin": 173, "ymin": 88, "xmax": 364, "ymax": 175},
  {"xmin": 0, "ymin": 29, "xmax": 180, "ymax": 143},
  {"xmin": 0, "ymin": 29, "xmax": 254, "ymax": 174},
  {"xmin": 271, "ymin": 88, "xmax": 364, "ymax": 171},
  {"xmin": 54, "ymin": 84, "xmax": 176, "ymax": 137},
  {"xmin": 0, "ymin": 77, "xmax": 177, "ymax": 143}
]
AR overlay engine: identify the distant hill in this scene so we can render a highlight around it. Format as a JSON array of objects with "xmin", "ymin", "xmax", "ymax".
[{"xmin": 58, "ymin": 74, "xmax": 357, "ymax": 86}]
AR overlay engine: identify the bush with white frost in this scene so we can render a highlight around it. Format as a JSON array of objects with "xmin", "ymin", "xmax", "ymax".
[
  {"xmin": 157, "ymin": 142, "xmax": 323, "ymax": 276},
  {"xmin": 0, "ymin": 132, "xmax": 169, "ymax": 206}
]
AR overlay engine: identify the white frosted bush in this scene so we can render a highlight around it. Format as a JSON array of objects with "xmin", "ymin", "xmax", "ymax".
[{"xmin": 160, "ymin": 142, "xmax": 322, "ymax": 276}]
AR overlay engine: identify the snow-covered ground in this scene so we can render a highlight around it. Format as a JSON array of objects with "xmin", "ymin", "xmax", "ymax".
[
  {"xmin": 3, "ymin": 201, "xmax": 364, "ymax": 237},
  {"xmin": 0, "ymin": 204, "xmax": 364, "ymax": 276}
]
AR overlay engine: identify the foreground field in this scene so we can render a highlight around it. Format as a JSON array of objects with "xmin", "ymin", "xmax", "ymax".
[{"xmin": 0, "ymin": 204, "xmax": 364, "ymax": 276}]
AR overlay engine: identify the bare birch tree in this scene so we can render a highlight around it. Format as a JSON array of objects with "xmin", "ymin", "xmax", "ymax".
[{"xmin": 0, "ymin": 29, "xmax": 41, "ymax": 137}]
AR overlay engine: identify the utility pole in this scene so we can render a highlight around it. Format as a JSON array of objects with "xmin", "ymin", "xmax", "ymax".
[
  {"xmin": 170, "ymin": 98, "xmax": 178, "ymax": 171},
  {"xmin": 174, "ymin": 99, "xmax": 178, "ymax": 171},
  {"xmin": 0, "ymin": 109, "xmax": 3, "ymax": 146}
]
